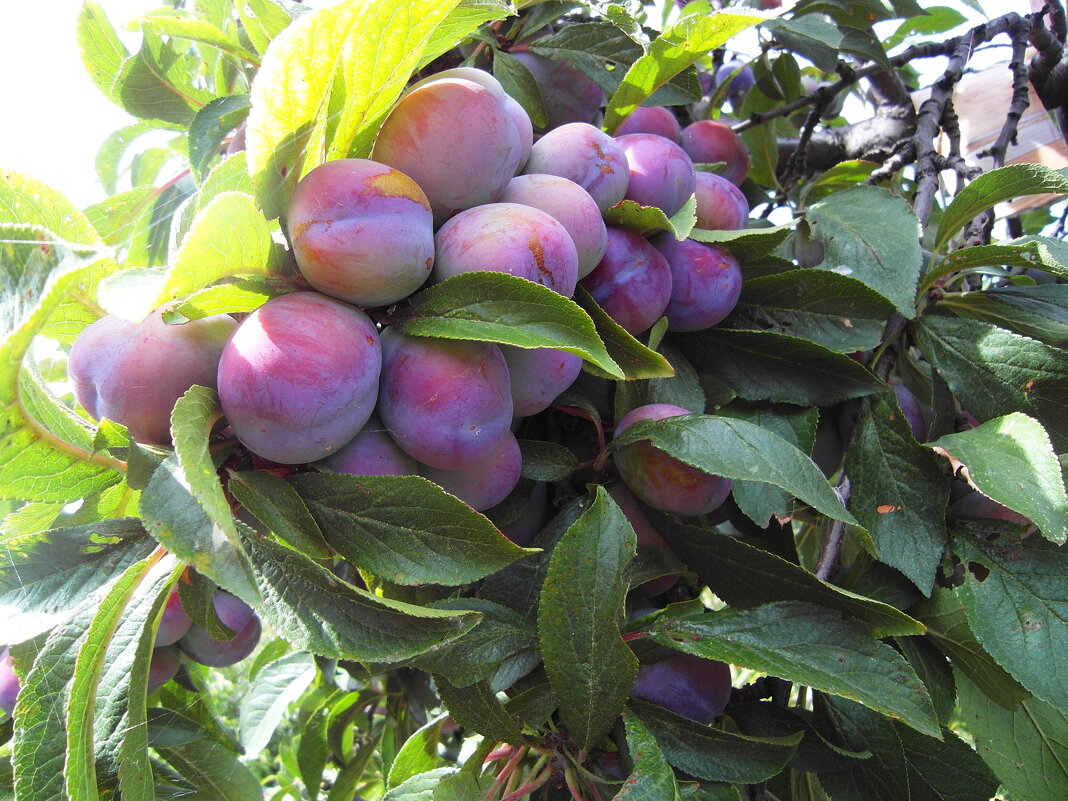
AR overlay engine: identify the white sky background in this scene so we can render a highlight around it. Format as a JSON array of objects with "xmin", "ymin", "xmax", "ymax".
[{"xmin": 0, "ymin": 0, "xmax": 1023, "ymax": 210}]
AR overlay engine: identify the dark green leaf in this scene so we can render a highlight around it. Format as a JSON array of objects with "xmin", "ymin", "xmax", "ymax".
[
  {"xmin": 674, "ymin": 329, "xmax": 883, "ymax": 405},
  {"xmin": 574, "ymin": 288, "xmax": 676, "ymax": 380},
  {"xmin": 493, "ymin": 51, "xmax": 548, "ymax": 129},
  {"xmin": 805, "ymin": 185, "xmax": 922, "ymax": 317},
  {"xmin": 188, "ymin": 95, "xmax": 252, "ymax": 182},
  {"xmin": 156, "ymin": 738, "xmax": 261, "ymax": 801},
  {"xmin": 645, "ymin": 601, "xmax": 939, "ymax": 736},
  {"xmin": 435, "ymin": 676, "xmax": 527, "ymax": 745},
  {"xmin": 763, "ymin": 15, "xmax": 842, "ymax": 72},
  {"xmin": 538, "ymin": 486, "xmax": 637, "ymax": 749},
  {"xmin": 689, "ymin": 223, "xmax": 795, "ymax": 263},
  {"xmin": 615, "ymin": 710, "xmax": 682, "ymax": 801},
  {"xmin": 518, "ymin": 439, "xmax": 581, "ymax": 482},
  {"xmin": 603, "ymin": 196, "xmax": 698, "ymax": 240},
  {"xmin": 845, "ymin": 394, "xmax": 950, "ymax": 594},
  {"xmin": 395, "ymin": 273, "xmax": 622, "ymax": 379},
  {"xmin": 228, "ymin": 470, "xmax": 333, "ymax": 560},
  {"xmin": 290, "ymin": 472, "xmax": 530, "ymax": 586},
  {"xmin": 938, "ymin": 284, "xmax": 1068, "ymax": 346}
]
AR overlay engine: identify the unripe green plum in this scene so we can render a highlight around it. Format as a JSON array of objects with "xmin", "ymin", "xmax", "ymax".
[
  {"xmin": 217, "ymin": 292, "xmax": 381, "ymax": 464},
  {"xmin": 693, "ymin": 172, "xmax": 749, "ymax": 231},
  {"xmin": 287, "ymin": 158, "xmax": 435, "ymax": 307},
  {"xmin": 580, "ymin": 226, "xmax": 672, "ymax": 335},
  {"xmin": 69, "ymin": 309, "xmax": 238, "ymax": 447},
  {"xmin": 651, "ymin": 235, "xmax": 743, "ymax": 332},
  {"xmin": 614, "ymin": 106, "xmax": 681, "ymax": 141},
  {"xmin": 420, "ymin": 431, "xmax": 522, "ymax": 511},
  {"xmin": 499, "ymin": 174, "xmax": 607, "ymax": 279},
  {"xmin": 371, "ymin": 78, "xmax": 523, "ymax": 225},
  {"xmin": 614, "ymin": 404, "xmax": 732, "ymax": 516},
  {"xmin": 377, "ymin": 328, "xmax": 513, "ymax": 469},
  {"xmin": 433, "ymin": 203, "xmax": 579, "ymax": 297},
  {"xmin": 316, "ymin": 414, "xmax": 418, "ymax": 476},
  {"xmin": 616, "ymin": 133, "xmax": 697, "ymax": 218},
  {"xmin": 680, "ymin": 120, "xmax": 750, "ymax": 186},
  {"xmin": 522, "ymin": 122, "xmax": 630, "ymax": 213},
  {"xmin": 631, "ymin": 652, "xmax": 732, "ymax": 723},
  {"xmin": 178, "ymin": 590, "xmax": 262, "ymax": 668}
]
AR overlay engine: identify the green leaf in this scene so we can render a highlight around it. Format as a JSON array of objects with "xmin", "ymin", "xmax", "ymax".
[
  {"xmin": 912, "ymin": 589, "xmax": 1030, "ymax": 711},
  {"xmin": 141, "ymin": 10, "xmax": 258, "ymax": 63},
  {"xmin": 139, "ymin": 454, "xmax": 259, "ymax": 605},
  {"xmin": 0, "ymin": 226, "xmax": 120, "ymax": 504},
  {"xmin": 954, "ymin": 534, "xmax": 1068, "ymax": 715},
  {"xmin": 103, "ymin": 192, "xmax": 271, "ymax": 321},
  {"xmin": 938, "ymin": 284, "xmax": 1068, "ymax": 345},
  {"xmin": 603, "ymin": 12, "xmax": 763, "ymax": 132},
  {"xmin": 957, "ymin": 670, "xmax": 1068, "ymax": 801},
  {"xmin": 929, "ymin": 413, "xmax": 1068, "ymax": 544},
  {"xmin": 885, "ymin": 5, "xmax": 967, "ymax": 48},
  {"xmin": 674, "ymin": 328, "xmax": 883, "ymax": 406},
  {"xmin": 237, "ymin": 0, "xmax": 294, "ymax": 55},
  {"xmin": 615, "ymin": 710, "xmax": 682, "ymax": 801},
  {"xmin": 164, "ymin": 277, "xmax": 276, "ymax": 321},
  {"xmin": 493, "ymin": 50, "xmax": 549, "ymax": 130},
  {"xmin": 383, "ymin": 768, "xmax": 460, "ymax": 801},
  {"xmin": 916, "ymin": 315, "xmax": 1068, "ymax": 452},
  {"xmin": 648, "ymin": 519, "xmax": 925, "ymax": 637},
  {"xmin": 645, "ymin": 601, "xmax": 939, "ymax": 737},
  {"xmin": 290, "ymin": 472, "xmax": 531, "ymax": 586},
  {"xmin": 416, "ymin": 0, "xmax": 512, "ymax": 70},
  {"xmin": 763, "ymin": 15, "xmax": 842, "ymax": 72},
  {"xmin": 188, "ymin": 95, "xmax": 252, "ymax": 182},
  {"xmin": 115, "ymin": 40, "xmax": 212, "ymax": 125},
  {"xmin": 0, "ymin": 518, "xmax": 152, "ymax": 646},
  {"xmin": 805, "ymin": 185, "xmax": 922, "ymax": 317},
  {"xmin": 935, "ymin": 165, "xmax": 1068, "ymax": 254},
  {"xmin": 518, "ymin": 440, "xmax": 581, "ymax": 482},
  {"xmin": 603, "ymin": 196, "xmax": 698, "ymax": 240},
  {"xmin": 611, "ymin": 414, "xmax": 859, "ymax": 527},
  {"xmin": 241, "ymin": 529, "xmax": 480, "ymax": 662},
  {"xmin": 723, "ymin": 269, "xmax": 893, "ymax": 353},
  {"xmin": 631, "ymin": 698, "xmax": 800, "ymax": 784},
  {"xmin": 388, "ymin": 715, "xmax": 449, "ymax": 789},
  {"xmin": 394, "ymin": 273, "xmax": 622, "ymax": 379},
  {"xmin": 247, "ymin": 0, "xmax": 466, "ymax": 218},
  {"xmin": 845, "ymin": 393, "xmax": 950, "ymax": 594},
  {"xmin": 156, "ymin": 738, "xmax": 262, "ymax": 801},
  {"xmin": 922, "ymin": 238, "xmax": 1068, "ymax": 290},
  {"xmin": 538, "ymin": 486, "xmax": 638, "ymax": 750},
  {"xmin": 689, "ymin": 223, "xmax": 795, "ymax": 263},
  {"xmin": 0, "ymin": 168, "xmax": 104, "ymax": 246},
  {"xmin": 435, "ymin": 677, "xmax": 527, "ymax": 745},
  {"xmin": 573, "ymin": 287, "xmax": 676, "ymax": 380},
  {"xmin": 228, "ymin": 470, "xmax": 333, "ymax": 560},
  {"xmin": 77, "ymin": 1, "xmax": 130, "ymax": 102},
  {"xmin": 239, "ymin": 652, "xmax": 316, "ymax": 755}
]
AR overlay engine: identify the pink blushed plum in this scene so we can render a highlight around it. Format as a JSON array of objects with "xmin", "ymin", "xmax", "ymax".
[
  {"xmin": 614, "ymin": 106, "xmax": 681, "ymax": 141},
  {"xmin": 580, "ymin": 227, "xmax": 673, "ymax": 335},
  {"xmin": 693, "ymin": 172, "xmax": 750, "ymax": 231},
  {"xmin": 502, "ymin": 346, "xmax": 584, "ymax": 417},
  {"xmin": 651, "ymin": 235, "xmax": 743, "ymax": 332},
  {"xmin": 522, "ymin": 123, "xmax": 630, "ymax": 213},
  {"xmin": 616, "ymin": 133, "xmax": 697, "ymax": 218},
  {"xmin": 316, "ymin": 414, "xmax": 418, "ymax": 476},
  {"xmin": 680, "ymin": 120, "xmax": 750, "ymax": 186},
  {"xmin": 420, "ymin": 432, "xmax": 523, "ymax": 511}
]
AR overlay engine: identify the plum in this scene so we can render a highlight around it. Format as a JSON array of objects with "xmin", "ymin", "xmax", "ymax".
[
  {"xmin": 69, "ymin": 310, "xmax": 238, "ymax": 447},
  {"xmin": 580, "ymin": 226, "xmax": 673, "ymax": 335},
  {"xmin": 377, "ymin": 328, "xmax": 513, "ymax": 469},
  {"xmin": 155, "ymin": 588, "xmax": 193, "ymax": 647},
  {"xmin": 371, "ymin": 77, "xmax": 523, "ymax": 225},
  {"xmin": 178, "ymin": 590, "xmax": 262, "ymax": 668},
  {"xmin": 147, "ymin": 645, "xmax": 182, "ymax": 693},
  {"xmin": 616, "ymin": 133, "xmax": 697, "ymax": 218},
  {"xmin": 613, "ymin": 403, "xmax": 732, "ymax": 516},
  {"xmin": 0, "ymin": 649, "xmax": 18, "ymax": 716},
  {"xmin": 316, "ymin": 414, "xmax": 418, "ymax": 476},
  {"xmin": 680, "ymin": 120, "xmax": 750, "ymax": 186},
  {"xmin": 947, "ymin": 491, "xmax": 1035, "ymax": 537},
  {"xmin": 433, "ymin": 202, "xmax": 579, "ymax": 298},
  {"xmin": 890, "ymin": 379, "xmax": 928, "ymax": 441},
  {"xmin": 608, "ymin": 482, "xmax": 679, "ymax": 596},
  {"xmin": 614, "ymin": 106, "xmax": 681, "ymax": 141},
  {"xmin": 420, "ymin": 431, "xmax": 523, "ymax": 511},
  {"xmin": 714, "ymin": 60, "xmax": 754, "ymax": 109},
  {"xmin": 509, "ymin": 50, "xmax": 605, "ymax": 130},
  {"xmin": 651, "ymin": 235, "xmax": 743, "ymax": 332},
  {"xmin": 217, "ymin": 292, "xmax": 381, "ymax": 464},
  {"xmin": 501, "ymin": 346, "xmax": 583, "ymax": 417},
  {"xmin": 499, "ymin": 174, "xmax": 607, "ymax": 279},
  {"xmin": 631, "ymin": 652, "xmax": 732, "ymax": 724},
  {"xmin": 693, "ymin": 172, "xmax": 749, "ymax": 231},
  {"xmin": 522, "ymin": 122, "xmax": 630, "ymax": 213},
  {"xmin": 287, "ymin": 158, "xmax": 435, "ymax": 307}
]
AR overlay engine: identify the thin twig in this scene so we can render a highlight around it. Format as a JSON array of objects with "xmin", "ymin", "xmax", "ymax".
[{"xmin": 814, "ymin": 476, "xmax": 852, "ymax": 581}]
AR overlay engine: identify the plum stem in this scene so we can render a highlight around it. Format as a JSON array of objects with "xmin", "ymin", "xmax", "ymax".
[
  {"xmin": 814, "ymin": 475, "xmax": 852, "ymax": 581},
  {"xmin": 498, "ymin": 757, "xmax": 550, "ymax": 801}
]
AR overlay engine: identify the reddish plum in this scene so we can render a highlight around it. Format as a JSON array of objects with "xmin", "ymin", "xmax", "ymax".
[
  {"xmin": 500, "ymin": 174, "xmax": 607, "ymax": 279},
  {"xmin": 420, "ymin": 431, "xmax": 523, "ymax": 511},
  {"xmin": 693, "ymin": 172, "xmax": 749, "ymax": 231},
  {"xmin": 680, "ymin": 120, "xmax": 750, "ymax": 186},
  {"xmin": 377, "ymin": 329, "xmax": 513, "ymax": 470},
  {"xmin": 616, "ymin": 133, "xmax": 697, "ymax": 218},
  {"xmin": 371, "ymin": 78, "xmax": 522, "ymax": 225},
  {"xmin": 217, "ymin": 292, "xmax": 381, "ymax": 464},
  {"xmin": 580, "ymin": 227, "xmax": 673, "ymax": 335},
  {"xmin": 613, "ymin": 404, "xmax": 732, "ymax": 516},
  {"xmin": 614, "ymin": 106, "xmax": 681, "ymax": 141},
  {"xmin": 502, "ymin": 346, "xmax": 583, "ymax": 417},
  {"xmin": 522, "ymin": 122, "xmax": 630, "ymax": 213},
  {"xmin": 316, "ymin": 414, "xmax": 417, "ymax": 476},
  {"xmin": 155, "ymin": 588, "xmax": 193, "ymax": 647},
  {"xmin": 288, "ymin": 158, "xmax": 434, "ymax": 307},
  {"xmin": 651, "ymin": 235, "xmax": 743, "ymax": 332},
  {"xmin": 69, "ymin": 310, "xmax": 237, "ymax": 447},
  {"xmin": 433, "ymin": 203, "xmax": 579, "ymax": 297}
]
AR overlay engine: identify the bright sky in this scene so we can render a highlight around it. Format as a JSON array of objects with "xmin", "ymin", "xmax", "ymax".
[{"xmin": 0, "ymin": 0, "xmax": 1021, "ymax": 210}]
